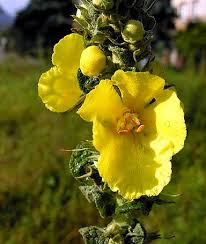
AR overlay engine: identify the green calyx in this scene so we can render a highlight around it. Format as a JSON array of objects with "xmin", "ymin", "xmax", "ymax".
[
  {"xmin": 122, "ymin": 20, "xmax": 145, "ymax": 44},
  {"xmin": 92, "ymin": 0, "xmax": 114, "ymax": 10}
]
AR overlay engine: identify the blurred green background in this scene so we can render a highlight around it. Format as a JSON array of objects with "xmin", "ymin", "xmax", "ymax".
[{"xmin": 0, "ymin": 0, "xmax": 206, "ymax": 243}]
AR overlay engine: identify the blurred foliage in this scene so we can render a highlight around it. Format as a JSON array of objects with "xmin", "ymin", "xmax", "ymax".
[
  {"xmin": 0, "ymin": 55, "xmax": 105, "ymax": 244},
  {"xmin": 148, "ymin": 0, "xmax": 176, "ymax": 49},
  {"xmin": 176, "ymin": 22, "xmax": 206, "ymax": 62},
  {"xmin": 0, "ymin": 55, "xmax": 206, "ymax": 243},
  {"xmin": 8, "ymin": 0, "xmax": 75, "ymax": 55}
]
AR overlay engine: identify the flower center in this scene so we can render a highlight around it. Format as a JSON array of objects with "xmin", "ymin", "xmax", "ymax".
[{"xmin": 117, "ymin": 111, "xmax": 144, "ymax": 134}]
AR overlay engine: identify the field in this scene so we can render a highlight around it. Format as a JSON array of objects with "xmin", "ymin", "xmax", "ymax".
[{"xmin": 0, "ymin": 55, "xmax": 206, "ymax": 244}]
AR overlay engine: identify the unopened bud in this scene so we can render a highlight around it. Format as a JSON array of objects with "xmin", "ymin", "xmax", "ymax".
[
  {"xmin": 122, "ymin": 20, "xmax": 145, "ymax": 44},
  {"xmin": 92, "ymin": 0, "xmax": 114, "ymax": 10}
]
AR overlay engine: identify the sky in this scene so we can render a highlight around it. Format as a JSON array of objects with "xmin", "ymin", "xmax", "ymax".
[{"xmin": 0, "ymin": 0, "xmax": 29, "ymax": 16}]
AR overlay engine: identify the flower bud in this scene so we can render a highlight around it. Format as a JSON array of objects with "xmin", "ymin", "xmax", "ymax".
[
  {"xmin": 92, "ymin": 0, "xmax": 114, "ymax": 10},
  {"xmin": 122, "ymin": 20, "xmax": 145, "ymax": 44},
  {"xmin": 80, "ymin": 46, "xmax": 106, "ymax": 77}
]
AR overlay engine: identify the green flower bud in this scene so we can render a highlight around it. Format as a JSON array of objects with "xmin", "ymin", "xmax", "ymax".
[
  {"xmin": 122, "ymin": 20, "xmax": 145, "ymax": 44},
  {"xmin": 92, "ymin": 0, "xmax": 114, "ymax": 10}
]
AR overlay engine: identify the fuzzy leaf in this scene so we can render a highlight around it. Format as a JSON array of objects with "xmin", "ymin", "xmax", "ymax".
[
  {"xmin": 116, "ymin": 196, "xmax": 173, "ymax": 216},
  {"xmin": 69, "ymin": 141, "xmax": 98, "ymax": 178},
  {"xmin": 77, "ymin": 69, "xmax": 100, "ymax": 94},
  {"xmin": 91, "ymin": 32, "xmax": 107, "ymax": 43},
  {"xmin": 79, "ymin": 226, "xmax": 109, "ymax": 244},
  {"xmin": 126, "ymin": 223, "xmax": 145, "ymax": 244},
  {"xmin": 72, "ymin": 15, "xmax": 89, "ymax": 28},
  {"xmin": 79, "ymin": 185, "xmax": 116, "ymax": 218},
  {"xmin": 109, "ymin": 46, "xmax": 134, "ymax": 67}
]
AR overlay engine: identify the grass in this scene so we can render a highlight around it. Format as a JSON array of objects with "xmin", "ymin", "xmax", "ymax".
[
  {"xmin": 0, "ymin": 55, "xmax": 102, "ymax": 244},
  {"xmin": 0, "ymin": 54, "xmax": 206, "ymax": 243}
]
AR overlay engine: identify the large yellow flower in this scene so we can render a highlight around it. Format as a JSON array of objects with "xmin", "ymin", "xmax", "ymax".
[
  {"xmin": 78, "ymin": 70, "xmax": 186, "ymax": 200},
  {"xmin": 38, "ymin": 33, "xmax": 84, "ymax": 112}
]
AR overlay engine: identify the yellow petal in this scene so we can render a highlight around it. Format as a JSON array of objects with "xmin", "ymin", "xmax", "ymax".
[
  {"xmin": 78, "ymin": 80, "xmax": 127, "ymax": 126},
  {"xmin": 112, "ymin": 70, "xmax": 165, "ymax": 113},
  {"xmin": 52, "ymin": 33, "xmax": 84, "ymax": 74},
  {"xmin": 38, "ymin": 67, "xmax": 83, "ymax": 112},
  {"xmin": 141, "ymin": 89, "xmax": 186, "ymax": 155},
  {"xmin": 93, "ymin": 120, "xmax": 172, "ymax": 200}
]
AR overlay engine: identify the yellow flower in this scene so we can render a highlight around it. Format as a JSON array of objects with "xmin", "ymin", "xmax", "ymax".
[
  {"xmin": 38, "ymin": 34, "xmax": 107, "ymax": 112},
  {"xmin": 38, "ymin": 33, "xmax": 84, "ymax": 112},
  {"xmin": 78, "ymin": 70, "xmax": 186, "ymax": 200},
  {"xmin": 80, "ymin": 46, "xmax": 107, "ymax": 77}
]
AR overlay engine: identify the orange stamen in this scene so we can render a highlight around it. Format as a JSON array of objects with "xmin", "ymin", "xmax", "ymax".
[
  {"xmin": 135, "ymin": 125, "xmax": 145, "ymax": 133},
  {"xmin": 117, "ymin": 111, "xmax": 144, "ymax": 134}
]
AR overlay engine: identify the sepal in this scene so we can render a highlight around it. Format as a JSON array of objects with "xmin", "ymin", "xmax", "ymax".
[
  {"xmin": 116, "ymin": 196, "xmax": 174, "ymax": 216},
  {"xmin": 79, "ymin": 185, "xmax": 116, "ymax": 218}
]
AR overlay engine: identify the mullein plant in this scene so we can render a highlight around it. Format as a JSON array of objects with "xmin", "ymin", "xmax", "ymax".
[{"xmin": 38, "ymin": 0, "xmax": 186, "ymax": 243}]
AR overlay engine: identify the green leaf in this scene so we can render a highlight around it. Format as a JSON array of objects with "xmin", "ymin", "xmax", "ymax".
[
  {"xmin": 79, "ymin": 226, "xmax": 109, "ymax": 244},
  {"xmin": 77, "ymin": 69, "xmax": 100, "ymax": 94},
  {"xmin": 109, "ymin": 46, "xmax": 134, "ymax": 67},
  {"xmin": 79, "ymin": 185, "xmax": 116, "ymax": 218},
  {"xmin": 126, "ymin": 223, "xmax": 145, "ymax": 244},
  {"xmin": 116, "ymin": 200, "xmax": 143, "ymax": 215},
  {"xmin": 72, "ymin": 15, "xmax": 89, "ymax": 28},
  {"xmin": 116, "ymin": 196, "xmax": 174, "ymax": 216},
  {"xmin": 69, "ymin": 141, "xmax": 98, "ymax": 178},
  {"xmin": 91, "ymin": 32, "xmax": 107, "ymax": 43}
]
